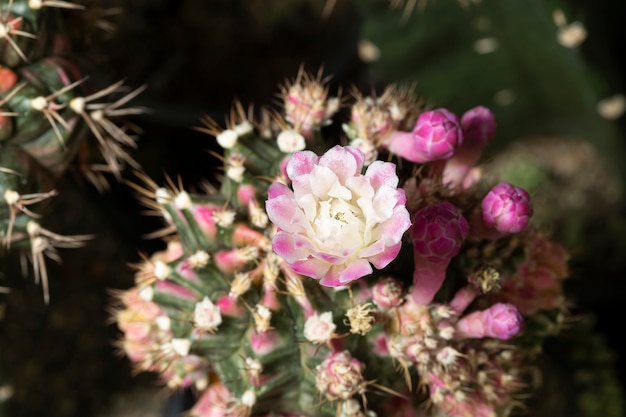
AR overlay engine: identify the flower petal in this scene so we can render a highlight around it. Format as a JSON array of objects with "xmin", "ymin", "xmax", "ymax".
[
  {"xmin": 291, "ymin": 258, "xmax": 331, "ymax": 279},
  {"xmin": 365, "ymin": 160, "xmax": 399, "ymax": 190},
  {"xmin": 287, "ymin": 150, "xmax": 319, "ymax": 179},
  {"xmin": 272, "ymin": 232, "xmax": 314, "ymax": 263},
  {"xmin": 318, "ymin": 145, "xmax": 362, "ymax": 182}
]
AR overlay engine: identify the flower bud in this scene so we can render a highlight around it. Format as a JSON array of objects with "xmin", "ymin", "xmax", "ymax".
[
  {"xmin": 455, "ymin": 302, "xmax": 523, "ymax": 340},
  {"xmin": 385, "ymin": 108, "xmax": 463, "ymax": 163},
  {"xmin": 460, "ymin": 106, "xmax": 496, "ymax": 148},
  {"xmin": 481, "ymin": 183, "xmax": 533, "ymax": 234}
]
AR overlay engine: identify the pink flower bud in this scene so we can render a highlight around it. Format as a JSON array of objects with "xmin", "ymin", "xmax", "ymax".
[
  {"xmin": 409, "ymin": 202, "xmax": 469, "ymax": 305},
  {"xmin": 236, "ymin": 184, "xmax": 257, "ymax": 206},
  {"xmin": 191, "ymin": 204, "xmax": 221, "ymax": 240},
  {"xmin": 250, "ymin": 329, "xmax": 283, "ymax": 355},
  {"xmin": 442, "ymin": 106, "xmax": 495, "ymax": 187},
  {"xmin": 455, "ymin": 302, "xmax": 523, "ymax": 340},
  {"xmin": 481, "ymin": 183, "xmax": 533, "ymax": 234},
  {"xmin": 372, "ymin": 277, "xmax": 404, "ymax": 310},
  {"xmin": 411, "ymin": 202, "xmax": 469, "ymax": 262},
  {"xmin": 460, "ymin": 106, "xmax": 496, "ymax": 148},
  {"xmin": 385, "ymin": 109, "xmax": 463, "ymax": 163}
]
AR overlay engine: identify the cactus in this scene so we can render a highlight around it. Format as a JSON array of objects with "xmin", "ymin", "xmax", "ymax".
[
  {"xmin": 113, "ymin": 70, "xmax": 572, "ymax": 417},
  {"xmin": 0, "ymin": 0, "xmax": 146, "ymax": 304}
]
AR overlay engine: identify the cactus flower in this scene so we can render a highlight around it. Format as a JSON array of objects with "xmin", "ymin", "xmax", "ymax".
[
  {"xmin": 384, "ymin": 108, "xmax": 463, "ymax": 163},
  {"xmin": 409, "ymin": 202, "xmax": 469, "ymax": 305},
  {"xmin": 455, "ymin": 302, "xmax": 523, "ymax": 340},
  {"xmin": 266, "ymin": 145, "xmax": 411, "ymax": 287}
]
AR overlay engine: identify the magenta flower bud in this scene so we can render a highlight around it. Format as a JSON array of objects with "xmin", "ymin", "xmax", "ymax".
[
  {"xmin": 409, "ymin": 202, "xmax": 469, "ymax": 305},
  {"xmin": 455, "ymin": 302, "xmax": 523, "ymax": 340},
  {"xmin": 411, "ymin": 202, "xmax": 469, "ymax": 262},
  {"xmin": 385, "ymin": 108, "xmax": 463, "ymax": 163},
  {"xmin": 442, "ymin": 106, "xmax": 495, "ymax": 187},
  {"xmin": 481, "ymin": 183, "xmax": 533, "ymax": 234},
  {"xmin": 460, "ymin": 106, "xmax": 496, "ymax": 148}
]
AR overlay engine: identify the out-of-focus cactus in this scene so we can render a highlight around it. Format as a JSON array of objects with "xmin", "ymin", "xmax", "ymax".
[
  {"xmin": 0, "ymin": 0, "xmax": 146, "ymax": 304},
  {"xmin": 114, "ymin": 70, "xmax": 573, "ymax": 417}
]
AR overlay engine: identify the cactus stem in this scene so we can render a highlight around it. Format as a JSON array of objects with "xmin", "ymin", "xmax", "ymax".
[
  {"xmin": 0, "ymin": 15, "xmax": 36, "ymax": 63},
  {"xmin": 3, "ymin": 188, "xmax": 57, "ymax": 249}
]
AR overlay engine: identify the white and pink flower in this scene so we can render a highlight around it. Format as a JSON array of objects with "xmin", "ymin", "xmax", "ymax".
[{"xmin": 266, "ymin": 145, "xmax": 411, "ymax": 287}]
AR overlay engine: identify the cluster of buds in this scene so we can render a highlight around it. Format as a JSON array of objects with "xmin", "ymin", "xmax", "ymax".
[{"xmin": 115, "ymin": 70, "xmax": 569, "ymax": 417}]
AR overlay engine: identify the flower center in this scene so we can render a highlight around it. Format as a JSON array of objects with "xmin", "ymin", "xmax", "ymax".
[{"xmin": 312, "ymin": 196, "xmax": 365, "ymax": 252}]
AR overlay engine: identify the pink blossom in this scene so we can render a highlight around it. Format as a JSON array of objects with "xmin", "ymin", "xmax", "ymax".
[{"xmin": 266, "ymin": 146, "xmax": 411, "ymax": 287}]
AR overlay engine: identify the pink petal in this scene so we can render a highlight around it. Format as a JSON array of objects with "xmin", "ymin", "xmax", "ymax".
[
  {"xmin": 319, "ymin": 260, "xmax": 372, "ymax": 286},
  {"xmin": 265, "ymin": 194, "xmax": 303, "ymax": 233},
  {"xmin": 272, "ymin": 232, "xmax": 314, "ymax": 263},
  {"xmin": 291, "ymin": 258, "xmax": 331, "ymax": 279},
  {"xmin": 376, "ymin": 205, "xmax": 412, "ymax": 244},
  {"xmin": 287, "ymin": 150, "xmax": 319, "ymax": 179},
  {"xmin": 364, "ymin": 160, "xmax": 399, "ymax": 190},
  {"xmin": 267, "ymin": 182, "xmax": 292, "ymax": 199},
  {"xmin": 318, "ymin": 145, "xmax": 361, "ymax": 182},
  {"xmin": 367, "ymin": 241, "xmax": 402, "ymax": 269}
]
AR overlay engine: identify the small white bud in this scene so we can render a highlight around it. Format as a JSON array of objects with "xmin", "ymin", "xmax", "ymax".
[
  {"xmin": 171, "ymin": 338, "xmax": 191, "ymax": 356},
  {"xmin": 139, "ymin": 286, "xmax": 154, "ymax": 301},
  {"xmin": 277, "ymin": 130, "xmax": 306, "ymax": 153},
  {"xmin": 30, "ymin": 96, "xmax": 48, "ymax": 111},
  {"xmin": 304, "ymin": 312, "xmax": 336, "ymax": 344},
  {"xmin": 4, "ymin": 190, "xmax": 19, "ymax": 205},
  {"xmin": 155, "ymin": 316, "xmax": 171, "ymax": 331},
  {"xmin": 174, "ymin": 191, "xmax": 192, "ymax": 210},
  {"xmin": 188, "ymin": 251, "xmax": 210, "ymax": 268},
  {"xmin": 234, "ymin": 121, "xmax": 254, "ymax": 137},
  {"xmin": 216, "ymin": 129, "xmax": 238, "ymax": 149},
  {"xmin": 241, "ymin": 390, "xmax": 257, "ymax": 407},
  {"xmin": 155, "ymin": 188, "xmax": 171, "ymax": 204},
  {"xmin": 226, "ymin": 165, "xmax": 246, "ymax": 182},
  {"xmin": 153, "ymin": 260, "xmax": 171, "ymax": 280},
  {"xmin": 213, "ymin": 209, "xmax": 236, "ymax": 227},
  {"xmin": 193, "ymin": 296, "xmax": 222, "ymax": 331}
]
